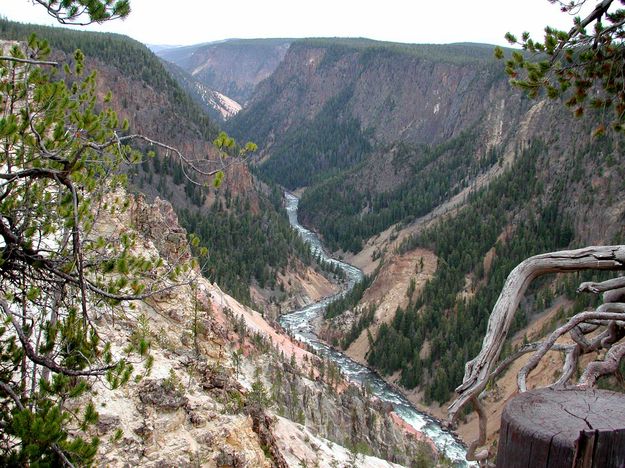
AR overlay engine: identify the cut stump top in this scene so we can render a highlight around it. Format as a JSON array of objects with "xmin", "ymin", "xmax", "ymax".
[{"xmin": 496, "ymin": 388, "xmax": 625, "ymax": 468}]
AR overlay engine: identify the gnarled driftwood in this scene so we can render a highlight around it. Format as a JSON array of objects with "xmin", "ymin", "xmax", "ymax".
[{"xmin": 447, "ymin": 245, "xmax": 625, "ymax": 463}]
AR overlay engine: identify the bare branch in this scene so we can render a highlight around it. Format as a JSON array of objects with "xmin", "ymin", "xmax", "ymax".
[
  {"xmin": 465, "ymin": 397, "xmax": 490, "ymax": 463},
  {"xmin": 518, "ymin": 307, "xmax": 625, "ymax": 392},
  {"xmin": 551, "ymin": 344, "xmax": 580, "ymax": 389},
  {"xmin": 0, "ymin": 56, "xmax": 58, "ymax": 66},
  {"xmin": 569, "ymin": 0, "xmax": 614, "ymax": 37},
  {"xmin": 578, "ymin": 276, "xmax": 625, "ymax": 294},
  {"xmin": 579, "ymin": 340, "xmax": 625, "ymax": 387},
  {"xmin": 488, "ymin": 342, "xmax": 576, "ymax": 382},
  {"xmin": 115, "ymin": 134, "xmax": 254, "ymax": 183},
  {"xmin": 0, "ymin": 381, "xmax": 24, "ymax": 410},
  {"xmin": 449, "ymin": 245, "xmax": 625, "ymax": 422}
]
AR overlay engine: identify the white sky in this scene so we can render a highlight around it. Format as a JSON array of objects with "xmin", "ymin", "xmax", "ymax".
[{"xmin": 2, "ymin": 0, "xmax": 587, "ymax": 47}]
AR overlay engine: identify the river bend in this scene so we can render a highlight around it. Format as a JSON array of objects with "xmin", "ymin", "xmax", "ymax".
[{"xmin": 279, "ymin": 192, "xmax": 472, "ymax": 467}]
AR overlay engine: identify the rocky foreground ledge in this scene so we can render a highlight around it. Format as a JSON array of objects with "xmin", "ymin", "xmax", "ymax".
[{"xmin": 75, "ymin": 191, "xmax": 438, "ymax": 467}]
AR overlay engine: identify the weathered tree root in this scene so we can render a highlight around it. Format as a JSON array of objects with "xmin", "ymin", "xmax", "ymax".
[
  {"xmin": 579, "ymin": 340, "xmax": 625, "ymax": 387},
  {"xmin": 465, "ymin": 396, "xmax": 491, "ymax": 465},
  {"xmin": 517, "ymin": 308, "xmax": 625, "ymax": 391},
  {"xmin": 447, "ymin": 245, "xmax": 625, "ymax": 462}
]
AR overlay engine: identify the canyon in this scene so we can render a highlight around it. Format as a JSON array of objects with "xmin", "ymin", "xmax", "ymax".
[{"xmin": 1, "ymin": 11, "xmax": 624, "ymax": 466}]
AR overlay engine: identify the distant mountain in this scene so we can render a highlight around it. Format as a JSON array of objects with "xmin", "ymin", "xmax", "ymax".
[
  {"xmin": 147, "ymin": 44, "xmax": 182, "ymax": 53},
  {"xmin": 156, "ymin": 38, "xmax": 292, "ymax": 105},
  {"xmin": 160, "ymin": 59, "xmax": 242, "ymax": 121}
]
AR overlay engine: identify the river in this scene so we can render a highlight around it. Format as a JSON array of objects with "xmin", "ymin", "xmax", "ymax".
[{"xmin": 279, "ymin": 192, "xmax": 473, "ymax": 467}]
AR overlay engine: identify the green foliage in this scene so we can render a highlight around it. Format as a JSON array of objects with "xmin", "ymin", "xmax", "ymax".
[
  {"xmin": 247, "ymin": 380, "xmax": 271, "ymax": 409},
  {"xmin": 256, "ymin": 86, "xmax": 373, "ymax": 189},
  {"xmin": 178, "ymin": 189, "xmax": 317, "ymax": 305},
  {"xmin": 496, "ymin": 0, "xmax": 625, "ymax": 133},
  {"xmin": 325, "ymin": 274, "xmax": 375, "ymax": 319},
  {"xmin": 33, "ymin": 0, "xmax": 130, "ymax": 24},
  {"xmin": 299, "ymin": 129, "xmax": 493, "ymax": 252},
  {"xmin": 0, "ymin": 34, "xmax": 175, "ymax": 464},
  {"xmin": 224, "ymin": 390, "xmax": 245, "ymax": 414},
  {"xmin": 163, "ymin": 369, "xmax": 183, "ymax": 393},
  {"xmin": 340, "ymin": 305, "xmax": 376, "ymax": 350},
  {"xmin": 5, "ymin": 402, "xmax": 99, "ymax": 466},
  {"xmin": 367, "ymin": 141, "xmax": 577, "ymax": 404}
]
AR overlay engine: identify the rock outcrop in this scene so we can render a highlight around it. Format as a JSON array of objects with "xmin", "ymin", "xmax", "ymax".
[
  {"xmin": 157, "ymin": 39, "xmax": 292, "ymax": 105},
  {"xmin": 78, "ymin": 191, "xmax": 437, "ymax": 467}
]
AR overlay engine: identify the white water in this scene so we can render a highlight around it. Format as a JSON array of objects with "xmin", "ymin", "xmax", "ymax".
[{"xmin": 279, "ymin": 192, "xmax": 474, "ymax": 467}]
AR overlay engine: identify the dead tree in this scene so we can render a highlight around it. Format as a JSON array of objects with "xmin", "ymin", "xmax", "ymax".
[{"xmin": 447, "ymin": 245, "xmax": 625, "ymax": 464}]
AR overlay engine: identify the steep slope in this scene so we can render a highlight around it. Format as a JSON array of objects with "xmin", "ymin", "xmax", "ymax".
[
  {"xmin": 323, "ymin": 132, "xmax": 623, "ymax": 431},
  {"xmin": 228, "ymin": 39, "xmax": 515, "ymax": 189},
  {"xmin": 231, "ymin": 40, "xmax": 504, "ymax": 142},
  {"xmin": 0, "ymin": 20, "xmax": 333, "ymax": 310},
  {"xmin": 161, "ymin": 59, "xmax": 242, "ymax": 121},
  {"xmin": 80, "ymin": 190, "xmax": 437, "ymax": 467},
  {"xmin": 157, "ymin": 38, "xmax": 292, "ymax": 105},
  {"xmin": 228, "ymin": 40, "xmax": 550, "ymax": 253},
  {"xmin": 228, "ymin": 36, "xmax": 625, "ymax": 423}
]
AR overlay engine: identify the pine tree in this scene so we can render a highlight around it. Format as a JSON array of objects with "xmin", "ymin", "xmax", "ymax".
[
  {"xmin": 0, "ymin": 31, "xmax": 204, "ymax": 464},
  {"xmin": 496, "ymin": 0, "xmax": 625, "ymax": 135},
  {"xmin": 0, "ymin": 2, "xmax": 215, "ymax": 464}
]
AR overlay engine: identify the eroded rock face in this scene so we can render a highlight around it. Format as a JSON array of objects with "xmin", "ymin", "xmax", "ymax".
[
  {"xmin": 131, "ymin": 194, "xmax": 192, "ymax": 265},
  {"xmin": 156, "ymin": 39, "xmax": 292, "ymax": 104},
  {"xmin": 78, "ymin": 193, "xmax": 271, "ymax": 467},
  {"xmin": 138, "ymin": 379, "xmax": 189, "ymax": 410},
  {"xmin": 80, "ymin": 191, "xmax": 432, "ymax": 467},
  {"xmin": 267, "ymin": 361, "xmax": 435, "ymax": 466}
]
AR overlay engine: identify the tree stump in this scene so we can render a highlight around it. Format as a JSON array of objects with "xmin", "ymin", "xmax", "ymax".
[{"xmin": 496, "ymin": 388, "xmax": 625, "ymax": 467}]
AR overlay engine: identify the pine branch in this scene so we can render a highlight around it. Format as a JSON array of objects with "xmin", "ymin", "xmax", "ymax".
[
  {"xmin": 0, "ymin": 298, "xmax": 117, "ymax": 377},
  {"xmin": 0, "ymin": 56, "xmax": 58, "ymax": 66},
  {"xmin": 0, "ymin": 381, "xmax": 76, "ymax": 467}
]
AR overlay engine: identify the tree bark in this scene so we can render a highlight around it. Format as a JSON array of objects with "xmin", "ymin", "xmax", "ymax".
[{"xmin": 496, "ymin": 388, "xmax": 625, "ymax": 468}]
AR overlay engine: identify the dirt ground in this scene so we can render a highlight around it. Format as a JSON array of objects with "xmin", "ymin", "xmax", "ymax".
[{"xmin": 345, "ymin": 248, "xmax": 438, "ymax": 364}]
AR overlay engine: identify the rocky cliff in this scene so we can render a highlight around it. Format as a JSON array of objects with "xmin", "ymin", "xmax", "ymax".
[
  {"xmin": 157, "ymin": 39, "xmax": 292, "ymax": 106},
  {"xmin": 231, "ymin": 40, "xmax": 512, "ymax": 147},
  {"xmin": 161, "ymin": 59, "xmax": 243, "ymax": 122},
  {"xmin": 82, "ymin": 191, "xmax": 438, "ymax": 467}
]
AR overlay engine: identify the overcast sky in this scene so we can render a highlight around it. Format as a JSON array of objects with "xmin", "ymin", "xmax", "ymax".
[{"xmin": 3, "ymin": 0, "xmax": 586, "ymax": 47}]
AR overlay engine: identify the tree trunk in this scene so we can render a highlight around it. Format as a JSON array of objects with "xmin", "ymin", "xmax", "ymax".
[{"xmin": 496, "ymin": 388, "xmax": 625, "ymax": 468}]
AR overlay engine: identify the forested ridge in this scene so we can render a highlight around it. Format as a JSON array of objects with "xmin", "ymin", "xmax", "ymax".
[
  {"xmin": 0, "ymin": 19, "xmax": 219, "ymax": 142},
  {"xmin": 0, "ymin": 19, "xmax": 327, "ymax": 306},
  {"xmin": 228, "ymin": 40, "xmax": 505, "ymax": 199},
  {"xmin": 254, "ymin": 86, "xmax": 373, "ymax": 189},
  {"xmin": 298, "ymin": 128, "xmax": 495, "ymax": 252},
  {"xmin": 367, "ymin": 136, "xmax": 624, "ymax": 403},
  {"xmin": 178, "ymin": 188, "xmax": 320, "ymax": 305},
  {"xmin": 293, "ymin": 38, "xmax": 500, "ymax": 65}
]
